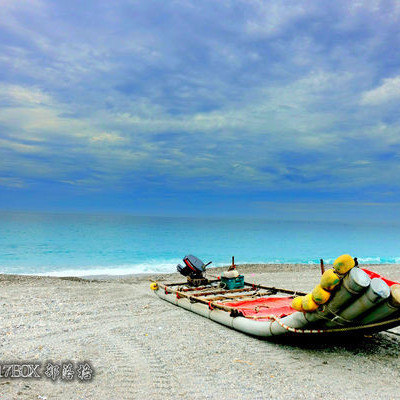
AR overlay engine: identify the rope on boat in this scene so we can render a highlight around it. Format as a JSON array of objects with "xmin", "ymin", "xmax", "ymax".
[
  {"xmin": 247, "ymin": 314, "xmax": 400, "ymax": 335},
  {"xmin": 385, "ymin": 330, "xmax": 400, "ymax": 337}
]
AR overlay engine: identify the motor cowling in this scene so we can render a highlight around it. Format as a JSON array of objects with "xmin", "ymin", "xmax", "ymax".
[{"xmin": 176, "ymin": 254, "xmax": 207, "ymax": 279}]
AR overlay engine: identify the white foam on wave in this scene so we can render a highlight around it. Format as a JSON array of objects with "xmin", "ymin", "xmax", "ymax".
[
  {"xmin": 11, "ymin": 260, "xmax": 263, "ymax": 277},
  {"xmin": 4, "ymin": 256, "xmax": 400, "ymax": 277},
  {"xmin": 15, "ymin": 260, "xmax": 318, "ymax": 276},
  {"xmin": 22, "ymin": 262, "xmax": 179, "ymax": 277},
  {"xmin": 322, "ymin": 256, "xmax": 400, "ymax": 264}
]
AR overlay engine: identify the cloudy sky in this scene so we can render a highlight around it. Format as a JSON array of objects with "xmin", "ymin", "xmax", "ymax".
[{"xmin": 1, "ymin": 0, "xmax": 400, "ymax": 220}]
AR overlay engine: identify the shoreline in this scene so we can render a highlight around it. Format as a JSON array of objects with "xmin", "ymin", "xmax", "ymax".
[
  {"xmin": 2, "ymin": 259, "xmax": 400, "ymax": 278},
  {"xmin": 1, "ymin": 262, "xmax": 399, "ymax": 281}
]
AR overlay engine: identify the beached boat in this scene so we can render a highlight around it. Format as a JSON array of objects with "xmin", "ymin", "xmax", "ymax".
[{"xmin": 151, "ymin": 255, "xmax": 400, "ymax": 338}]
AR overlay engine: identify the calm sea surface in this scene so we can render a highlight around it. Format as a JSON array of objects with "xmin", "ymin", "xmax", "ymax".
[{"xmin": 1, "ymin": 211, "xmax": 400, "ymax": 276}]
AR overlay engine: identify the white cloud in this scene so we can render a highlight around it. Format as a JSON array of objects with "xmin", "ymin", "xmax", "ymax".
[
  {"xmin": 361, "ymin": 76, "xmax": 400, "ymax": 105},
  {"xmin": 90, "ymin": 132, "xmax": 125, "ymax": 143},
  {"xmin": 0, "ymin": 0, "xmax": 48, "ymax": 49},
  {"xmin": 0, "ymin": 137, "xmax": 43, "ymax": 154},
  {"xmin": 244, "ymin": 1, "xmax": 308, "ymax": 38},
  {"xmin": 0, "ymin": 177, "xmax": 26, "ymax": 188},
  {"xmin": 0, "ymin": 84, "xmax": 113, "ymax": 142},
  {"xmin": 0, "ymin": 84, "xmax": 51, "ymax": 105}
]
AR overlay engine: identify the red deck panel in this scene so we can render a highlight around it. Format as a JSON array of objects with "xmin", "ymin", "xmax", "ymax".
[{"xmin": 221, "ymin": 296, "xmax": 296, "ymax": 318}]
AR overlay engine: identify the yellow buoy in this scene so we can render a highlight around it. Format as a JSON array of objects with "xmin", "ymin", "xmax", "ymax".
[
  {"xmin": 150, "ymin": 282, "xmax": 159, "ymax": 291},
  {"xmin": 302, "ymin": 293, "xmax": 319, "ymax": 312},
  {"xmin": 333, "ymin": 254, "xmax": 355, "ymax": 275},
  {"xmin": 312, "ymin": 284, "xmax": 331, "ymax": 304},
  {"xmin": 291, "ymin": 296, "xmax": 304, "ymax": 312},
  {"xmin": 390, "ymin": 284, "xmax": 400, "ymax": 307},
  {"xmin": 320, "ymin": 268, "xmax": 341, "ymax": 291}
]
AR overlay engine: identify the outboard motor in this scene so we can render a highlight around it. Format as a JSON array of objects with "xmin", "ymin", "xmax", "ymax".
[{"xmin": 177, "ymin": 254, "xmax": 211, "ymax": 286}]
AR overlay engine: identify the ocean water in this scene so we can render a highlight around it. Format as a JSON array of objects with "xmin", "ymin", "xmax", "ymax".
[{"xmin": 1, "ymin": 211, "xmax": 400, "ymax": 276}]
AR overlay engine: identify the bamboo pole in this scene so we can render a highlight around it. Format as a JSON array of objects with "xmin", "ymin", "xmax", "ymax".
[
  {"xmin": 198, "ymin": 290, "xmax": 278, "ymax": 302},
  {"xmin": 155, "ymin": 281, "xmax": 238, "ymax": 313},
  {"xmin": 189, "ymin": 287, "xmax": 259, "ymax": 297},
  {"xmin": 165, "ymin": 280, "xmax": 219, "ymax": 288},
  {"xmin": 243, "ymin": 282, "xmax": 307, "ymax": 296}
]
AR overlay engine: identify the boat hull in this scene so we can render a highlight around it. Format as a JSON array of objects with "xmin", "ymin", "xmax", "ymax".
[{"xmin": 155, "ymin": 287, "xmax": 400, "ymax": 338}]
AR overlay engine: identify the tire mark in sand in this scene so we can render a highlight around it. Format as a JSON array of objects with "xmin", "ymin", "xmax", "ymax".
[{"xmin": 85, "ymin": 324, "xmax": 178, "ymax": 400}]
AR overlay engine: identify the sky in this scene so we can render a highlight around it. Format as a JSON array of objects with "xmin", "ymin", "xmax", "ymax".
[{"xmin": 1, "ymin": 0, "xmax": 400, "ymax": 221}]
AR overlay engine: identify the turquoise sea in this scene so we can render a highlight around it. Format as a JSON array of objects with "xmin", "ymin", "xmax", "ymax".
[{"xmin": 1, "ymin": 211, "xmax": 400, "ymax": 276}]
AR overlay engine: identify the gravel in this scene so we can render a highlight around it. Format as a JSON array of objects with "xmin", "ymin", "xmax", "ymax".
[{"xmin": 0, "ymin": 263, "xmax": 399, "ymax": 400}]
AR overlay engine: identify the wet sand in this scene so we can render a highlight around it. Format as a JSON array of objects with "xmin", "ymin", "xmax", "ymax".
[{"xmin": 1, "ymin": 264, "xmax": 400, "ymax": 400}]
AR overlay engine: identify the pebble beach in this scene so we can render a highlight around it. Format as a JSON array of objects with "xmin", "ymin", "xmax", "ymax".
[{"xmin": 1, "ymin": 263, "xmax": 400, "ymax": 400}]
